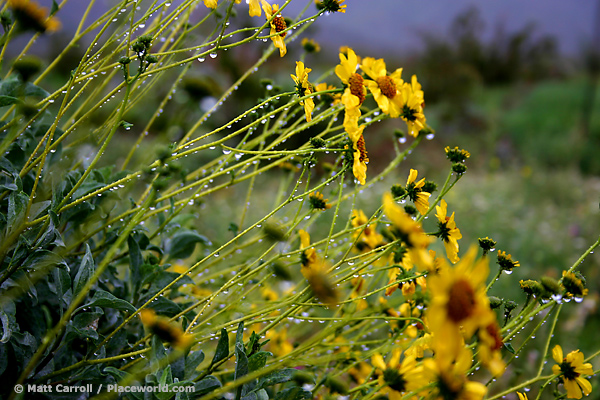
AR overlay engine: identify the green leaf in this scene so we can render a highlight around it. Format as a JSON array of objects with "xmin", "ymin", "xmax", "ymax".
[
  {"xmin": 127, "ymin": 234, "xmax": 143, "ymax": 297},
  {"xmin": 51, "ymin": 267, "xmax": 71, "ymax": 315},
  {"xmin": 77, "ymin": 289, "xmax": 136, "ymax": 313},
  {"xmin": 236, "ymin": 321, "xmax": 244, "ymax": 345},
  {"xmin": 234, "ymin": 342, "xmax": 248, "ymax": 380},
  {"xmin": 184, "ymin": 350, "xmax": 205, "ymax": 380},
  {"xmin": 0, "ymin": 300, "xmax": 17, "ymax": 343},
  {"xmin": 274, "ymin": 387, "xmax": 312, "ymax": 400},
  {"xmin": 256, "ymin": 368, "xmax": 295, "ymax": 390},
  {"xmin": 248, "ymin": 351, "xmax": 271, "ymax": 373},
  {"xmin": 504, "ymin": 342, "xmax": 516, "ymax": 354},
  {"xmin": 0, "ymin": 95, "xmax": 20, "ymax": 106},
  {"xmin": 73, "ymin": 244, "xmax": 95, "ymax": 296},
  {"xmin": 194, "ymin": 376, "xmax": 221, "ymax": 396},
  {"xmin": 168, "ymin": 230, "xmax": 210, "ymax": 259},
  {"xmin": 50, "ymin": 0, "xmax": 59, "ymax": 15},
  {"xmin": 211, "ymin": 328, "xmax": 229, "ymax": 366},
  {"xmin": 7, "ymin": 191, "xmax": 28, "ymax": 228},
  {"xmin": 102, "ymin": 366, "xmax": 130, "ymax": 382}
]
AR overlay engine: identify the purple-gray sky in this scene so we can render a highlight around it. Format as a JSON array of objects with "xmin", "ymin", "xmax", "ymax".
[{"xmin": 32, "ymin": 0, "xmax": 599, "ymax": 58}]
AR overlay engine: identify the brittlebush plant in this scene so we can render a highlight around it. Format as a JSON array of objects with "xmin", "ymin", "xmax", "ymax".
[{"xmin": 0, "ymin": 1, "xmax": 598, "ymax": 399}]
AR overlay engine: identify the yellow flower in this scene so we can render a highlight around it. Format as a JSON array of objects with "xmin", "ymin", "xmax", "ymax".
[
  {"xmin": 423, "ymin": 346, "xmax": 487, "ymax": 400},
  {"xmin": 203, "ymin": 0, "xmax": 218, "ymax": 7},
  {"xmin": 291, "ymin": 61, "xmax": 315, "ymax": 122},
  {"xmin": 248, "ymin": 0, "xmax": 261, "ymax": 16},
  {"xmin": 315, "ymin": 82, "xmax": 340, "ymax": 105},
  {"xmin": 351, "ymin": 209, "xmax": 384, "ymax": 252},
  {"xmin": 516, "ymin": 393, "xmax": 528, "ymax": 400},
  {"xmin": 8, "ymin": 0, "xmax": 61, "ymax": 33},
  {"xmin": 301, "ymin": 37, "xmax": 320, "ymax": 53},
  {"xmin": 497, "ymin": 250, "xmax": 520, "ymax": 272},
  {"xmin": 426, "ymin": 246, "xmax": 494, "ymax": 361},
  {"xmin": 266, "ymin": 327, "xmax": 294, "ymax": 356},
  {"xmin": 315, "ymin": 0, "xmax": 346, "ymax": 13},
  {"xmin": 261, "ymin": 1, "xmax": 287, "ymax": 57},
  {"xmin": 308, "ymin": 191, "xmax": 331, "ymax": 210},
  {"xmin": 298, "ymin": 230, "xmax": 338, "ymax": 306},
  {"xmin": 561, "ymin": 271, "xmax": 589, "ymax": 299},
  {"xmin": 552, "ymin": 345, "xmax": 593, "ymax": 399},
  {"xmin": 382, "ymin": 192, "xmax": 432, "ymax": 270},
  {"xmin": 139, "ymin": 309, "xmax": 194, "ymax": 350},
  {"xmin": 405, "ymin": 169, "xmax": 431, "ymax": 215},
  {"xmin": 435, "ymin": 199, "xmax": 462, "ymax": 263},
  {"xmin": 299, "ymin": 229, "xmax": 318, "ymax": 272},
  {"xmin": 350, "ymin": 126, "xmax": 368, "ymax": 185},
  {"xmin": 477, "ymin": 321, "xmax": 505, "ymax": 377},
  {"xmin": 361, "ymin": 57, "xmax": 403, "ymax": 117},
  {"xmin": 393, "ymin": 75, "xmax": 426, "ymax": 137},
  {"xmin": 261, "ymin": 286, "xmax": 278, "ymax": 301},
  {"xmin": 372, "ymin": 349, "xmax": 427, "ymax": 400},
  {"xmin": 335, "ymin": 48, "xmax": 365, "ymax": 135}
]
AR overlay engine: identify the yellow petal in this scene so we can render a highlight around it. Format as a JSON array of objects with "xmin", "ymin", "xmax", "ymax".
[
  {"xmin": 552, "ymin": 345, "xmax": 564, "ymax": 364},
  {"xmin": 372, "ymin": 353, "xmax": 387, "ymax": 371},
  {"xmin": 248, "ymin": 0, "xmax": 261, "ymax": 16}
]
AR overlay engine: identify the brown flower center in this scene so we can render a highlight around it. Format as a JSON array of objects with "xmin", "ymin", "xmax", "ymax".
[
  {"xmin": 485, "ymin": 323, "xmax": 503, "ymax": 351},
  {"xmin": 356, "ymin": 134, "xmax": 369, "ymax": 163},
  {"xmin": 273, "ymin": 16, "xmax": 287, "ymax": 37},
  {"xmin": 447, "ymin": 279, "xmax": 476, "ymax": 323},
  {"xmin": 348, "ymin": 73, "xmax": 365, "ymax": 105},
  {"xmin": 376, "ymin": 76, "xmax": 396, "ymax": 99}
]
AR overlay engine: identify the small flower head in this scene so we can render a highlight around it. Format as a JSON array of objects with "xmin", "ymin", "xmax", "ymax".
[
  {"xmin": 139, "ymin": 309, "xmax": 193, "ymax": 350},
  {"xmin": 435, "ymin": 199, "xmax": 462, "ymax": 263},
  {"xmin": 262, "ymin": 1, "xmax": 287, "ymax": 57},
  {"xmin": 405, "ymin": 169, "xmax": 431, "ymax": 215},
  {"xmin": 478, "ymin": 237, "xmax": 497, "ymax": 255},
  {"xmin": 309, "ymin": 191, "xmax": 332, "ymax": 211},
  {"xmin": 315, "ymin": 0, "xmax": 346, "ymax": 13},
  {"xmin": 394, "ymin": 75, "xmax": 426, "ymax": 137},
  {"xmin": 372, "ymin": 350, "xmax": 427, "ymax": 398},
  {"xmin": 383, "ymin": 192, "xmax": 432, "ymax": 270},
  {"xmin": 519, "ymin": 279, "xmax": 544, "ymax": 297},
  {"xmin": 497, "ymin": 250, "xmax": 520, "ymax": 272},
  {"xmin": 562, "ymin": 271, "xmax": 588, "ymax": 299},
  {"xmin": 351, "ymin": 129, "xmax": 369, "ymax": 185},
  {"xmin": 445, "ymin": 146, "xmax": 471, "ymax": 163},
  {"xmin": 291, "ymin": 61, "xmax": 315, "ymax": 122},
  {"xmin": 8, "ymin": 0, "xmax": 60, "ymax": 33},
  {"xmin": 552, "ymin": 345, "xmax": 594, "ymax": 399},
  {"xmin": 301, "ymin": 38, "xmax": 321, "ymax": 53}
]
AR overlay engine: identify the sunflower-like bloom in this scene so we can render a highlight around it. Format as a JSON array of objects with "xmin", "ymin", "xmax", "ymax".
[
  {"xmin": 393, "ymin": 75, "xmax": 426, "ymax": 137},
  {"xmin": 423, "ymin": 346, "xmax": 487, "ymax": 400},
  {"xmin": 382, "ymin": 192, "xmax": 432, "ymax": 270},
  {"xmin": 372, "ymin": 349, "xmax": 427, "ymax": 400},
  {"xmin": 291, "ymin": 61, "xmax": 315, "ymax": 122},
  {"xmin": 335, "ymin": 48, "xmax": 365, "ymax": 135},
  {"xmin": 405, "ymin": 169, "xmax": 431, "ymax": 215},
  {"xmin": 351, "ymin": 209, "xmax": 384, "ymax": 252},
  {"xmin": 139, "ymin": 309, "xmax": 194, "ymax": 350},
  {"xmin": 361, "ymin": 57, "xmax": 403, "ymax": 117},
  {"xmin": 426, "ymin": 246, "xmax": 495, "ymax": 361},
  {"xmin": 261, "ymin": 1, "xmax": 287, "ymax": 57},
  {"xmin": 552, "ymin": 345, "xmax": 593, "ymax": 399},
  {"xmin": 8, "ymin": 0, "xmax": 61, "ymax": 33},
  {"xmin": 435, "ymin": 199, "xmax": 462, "ymax": 263}
]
